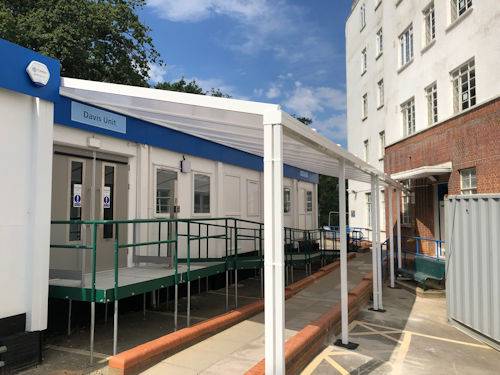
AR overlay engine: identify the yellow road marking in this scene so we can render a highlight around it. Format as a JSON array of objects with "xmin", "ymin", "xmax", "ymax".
[
  {"xmin": 356, "ymin": 322, "xmax": 402, "ymax": 344},
  {"xmin": 392, "ymin": 331, "xmax": 412, "ymax": 375},
  {"xmin": 324, "ymin": 356, "xmax": 350, "ymax": 375}
]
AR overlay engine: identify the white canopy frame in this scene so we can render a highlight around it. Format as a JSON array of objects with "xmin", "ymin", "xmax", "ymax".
[{"xmin": 58, "ymin": 78, "xmax": 403, "ymax": 372}]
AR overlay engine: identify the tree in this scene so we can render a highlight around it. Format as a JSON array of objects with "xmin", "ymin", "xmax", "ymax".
[
  {"xmin": 155, "ymin": 78, "xmax": 231, "ymax": 98},
  {"xmin": 294, "ymin": 117, "xmax": 342, "ymax": 227},
  {"xmin": 0, "ymin": 0, "xmax": 162, "ymax": 86}
]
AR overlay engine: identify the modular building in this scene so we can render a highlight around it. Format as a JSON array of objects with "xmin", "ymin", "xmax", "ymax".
[{"xmin": 0, "ymin": 39, "xmax": 319, "ymax": 370}]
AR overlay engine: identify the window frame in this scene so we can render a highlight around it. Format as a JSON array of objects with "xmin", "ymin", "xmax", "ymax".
[
  {"xmin": 451, "ymin": 0, "xmax": 472, "ymax": 22},
  {"xmin": 283, "ymin": 187, "xmax": 292, "ymax": 215},
  {"xmin": 68, "ymin": 158, "xmax": 85, "ymax": 242},
  {"xmin": 401, "ymin": 97, "xmax": 416, "ymax": 137},
  {"xmin": 102, "ymin": 162, "xmax": 116, "ymax": 240},
  {"xmin": 306, "ymin": 190, "xmax": 313, "ymax": 213},
  {"xmin": 425, "ymin": 82, "xmax": 438, "ymax": 125},
  {"xmin": 361, "ymin": 48, "xmax": 367, "ymax": 75},
  {"xmin": 193, "ymin": 172, "xmax": 212, "ymax": 215},
  {"xmin": 366, "ymin": 192, "xmax": 372, "ymax": 227},
  {"xmin": 154, "ymin": 166, "xmax": 178, "ymax": 217},
  {"xmin": 423, "ymin": 2, "xmax": 436, "ymax": 47},
  {"xmin": 399, "ymin": 24, "xmax": 414, "ymax": 68},
  {"xmin": 377, "ymin": 79, "xmax": 384, "ymax": 109},
  {"xmin": 401, "ymin": 181, "xmax": 415, "ymax": 226},
  {"xmin": 451, "ymin": 58, "xmax": 476, "ymax": 114},
  {"xmin": 363, "ymin": 139, "xmax": 369, "ymax": 162},
  {"xmin": 460, "ymin": 167, "xmax": 477, "ymax": 194},
  {"xmin": 362, "ymin": 93, "xmax": 368, "ymax": 120},
  {"xmin": 379, "ymin": 131, "xmax": 385, "ymax": 159},
  {"xmin": 360, "ymin": 3, "xmax": 367, "ymax": 31},
  {"xmin": 376, "ymin": 28, "xmax": 383, "ymax": 57}
]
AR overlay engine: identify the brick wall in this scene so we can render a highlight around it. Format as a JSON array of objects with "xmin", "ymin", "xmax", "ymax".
[
  {"xmin": 384, "ymin": 97, "xmax": 500, "ymax": 245},
  {"xmin": 385, "ymin": 97, "xmax": 500, "ymax": 195}
]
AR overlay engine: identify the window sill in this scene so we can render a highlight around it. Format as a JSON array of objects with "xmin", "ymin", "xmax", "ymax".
[
  {"xmin": 360, "ymin": 25, "xmax": 366, "ymax": 33},
  {"xmin": 397, "ymin": 59, "xmax": 414, "ymax": 74},
  {"xmin": 421, "ymin": 39, "xmax": 436, "ymax": 54},
  {"xmin": 396, "ymin": 0, "xmax": 403, "ymax": 7},
  {"xmin": 446, "ymin": 8, "xmax": 473, "ymax": 34},
  {"xmin": 362, "ymin": 116, "xmax": 368, "ymax": 122},
  {"xmin": 361, "ymin": 70, "xmax": 367, "ymax": 77},
  {"xmin": 378, "ymin": 157, "xmax": 385, "ymax": 162},
  {"xmin": 375, "ymin": 52, "xmax": 383, "ymax": 61},
  {"xmin": 375, "ymin": 1, "xmax": 382, "ymax": 11},
  {"xmin": 377, "ymin": 104, "xmax": 384, "ymax": 110}
]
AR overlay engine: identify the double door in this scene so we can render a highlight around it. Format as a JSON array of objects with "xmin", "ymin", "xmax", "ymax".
[{"xmin": 50, "ymin": 146, "xmax": 128, "ymax": 275}]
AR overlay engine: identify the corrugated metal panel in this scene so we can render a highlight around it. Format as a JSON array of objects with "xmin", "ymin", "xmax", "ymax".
[{"xmin": 445, "ymin": 194, "xmax": 500, "ymax": 346}]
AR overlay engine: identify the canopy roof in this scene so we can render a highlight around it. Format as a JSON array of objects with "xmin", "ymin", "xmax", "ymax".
[{"xmin": 60, "ymin": 78, "xmax": 400, "ymax": 188}]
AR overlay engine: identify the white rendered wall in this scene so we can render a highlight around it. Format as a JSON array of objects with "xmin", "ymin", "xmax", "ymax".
[
  {"xmin": 346, "ymin": 0, "xmax": 500, "ymax": 233},
  {"xmin": 0, "ymin": 88, "xmax": 53, "ymax": 331}
]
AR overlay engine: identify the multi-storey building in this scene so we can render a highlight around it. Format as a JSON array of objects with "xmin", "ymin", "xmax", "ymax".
[{"xmin": 346, "ymin": 0, "xmax": 500, "ymax": 249}]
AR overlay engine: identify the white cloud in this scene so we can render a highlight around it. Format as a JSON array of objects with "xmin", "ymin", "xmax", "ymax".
[
  {"xmin": 284, "ymin": 85, "xmax": 346, "ymax": 118},
  {"xmin": 312, "ymin": 114, "xmax": 347, "ymax": 144},
  {"xmin": 148, "ymin": 63, "xmax": 167, "ymax": 84},
  {"xmin": 266, "ymin": 84, "xmax": 281, "ymax": 99}
]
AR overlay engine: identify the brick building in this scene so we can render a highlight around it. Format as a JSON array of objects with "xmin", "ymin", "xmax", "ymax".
[{"xmin": 384, "ymin": 97, "xmax": 500, "ymax": 254}]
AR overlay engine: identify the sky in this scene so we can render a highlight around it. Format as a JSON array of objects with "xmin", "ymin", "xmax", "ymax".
[{"xmin": 139, "ymin": 0, "xmax": 352, "ymax": 146}]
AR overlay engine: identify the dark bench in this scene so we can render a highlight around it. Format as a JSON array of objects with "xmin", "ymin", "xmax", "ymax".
[{"xmin": 398, "ymin": 254, "xmax": 445, "ymax": 290}]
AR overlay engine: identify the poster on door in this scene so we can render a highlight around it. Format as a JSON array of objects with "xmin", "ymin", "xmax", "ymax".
[
  {"xmin": 103, "ymin": 186, "xmax": 111, "ymax": 209},
  {"xmin": 73, "ymin": 184, "xmax": 82, "ymax": 208}
]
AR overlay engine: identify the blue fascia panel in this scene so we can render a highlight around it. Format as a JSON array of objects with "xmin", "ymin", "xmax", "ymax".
[
  {"xmin": 0, "ymin": 38, "xmax": 60, "ymax": 102},
  {"xmin": 54, "ymin": 96, "xmax": 319, "ymax": 184}
]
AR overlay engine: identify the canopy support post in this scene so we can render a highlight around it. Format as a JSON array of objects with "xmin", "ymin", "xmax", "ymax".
[
  {"xmin": 388, "ymin": 188, "xmax": 395, "ymax": 288},
  {"xmin": 375, "ymin": 178, "xmax": 384, "ymax": 310},
  {"xmin": 370, "ymin": 176, "xmax": 379, "ymax": 311},
  {"xmin": 264, "ymin": 122, "xmax": 285, "ymax": 375},
  {"xmin": 396, "ymin": 189, "xmax": 402, "ymax": 270}
]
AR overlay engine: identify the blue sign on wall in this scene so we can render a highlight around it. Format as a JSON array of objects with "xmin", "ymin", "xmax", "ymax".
[{"xmin": 71, "ymin": 101, "xmax": 126, "ymax": 134}]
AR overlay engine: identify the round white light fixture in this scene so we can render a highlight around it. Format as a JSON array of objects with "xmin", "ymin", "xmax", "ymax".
[{"xmin": 26, "ymin": 60, "xmax": 50, "ymax": 86}]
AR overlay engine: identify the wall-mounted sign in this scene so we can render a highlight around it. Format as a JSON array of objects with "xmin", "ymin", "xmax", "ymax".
[
  {"xmin": 103, "ymin": 186, "xmax": 111, "ymax": 209},
  {"xmin": 73, "ymin": 184, "xmax": 82, "ymax": 208},
  {"xmin": 71, "ymin": 101, "xmax": 126, "ymax": 134},
  {"xmin": 26, "ymin": 60, "xmax": 50, "ymax": 86}
]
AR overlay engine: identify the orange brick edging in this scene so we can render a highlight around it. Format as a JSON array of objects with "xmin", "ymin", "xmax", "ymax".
[
  {"xmin": 245, "ymin": 272, "xmax": 374, "ymax": 375},
  {"xmin": 108, "ymin": 253, "xmax": 357, "ymax": 375}
]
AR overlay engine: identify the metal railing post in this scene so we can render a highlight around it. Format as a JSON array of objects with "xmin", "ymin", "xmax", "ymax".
[
  {"xmin": 113, "ymin": 223, "xmax": 120, "ymax": 355},
  {"xmin": 90, "ymin": 222, "xmax": 97, "ymax": 364}
]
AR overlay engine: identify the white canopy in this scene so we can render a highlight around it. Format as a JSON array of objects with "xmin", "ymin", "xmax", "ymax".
[
  {"xmin": 391, "ymin": 162, "xmax": 452, "ymax": 181},
  {"xmin": 60, "ymin": 77, "xmax": 399, "ymax": 187}
]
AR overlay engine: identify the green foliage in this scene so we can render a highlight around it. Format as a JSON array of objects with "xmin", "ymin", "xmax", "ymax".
[
  {"xmin": 0, "ymin": 0, "xmax": 162, "ymax": 86},
  {"xmin": 155, "ymin": 77, "xmax": 231, "ymax": 97},
  {"xmin": 293, "ymin": 115, "xmax": 313, "ymax": 126}
]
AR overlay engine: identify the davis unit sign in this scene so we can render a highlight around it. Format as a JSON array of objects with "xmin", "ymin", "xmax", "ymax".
[{"xmin": 71, "ymin": 101, "xmax": 126, "ymax": 134}]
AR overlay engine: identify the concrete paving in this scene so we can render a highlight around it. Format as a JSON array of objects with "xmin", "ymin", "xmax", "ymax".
[
  {"xmin": 302, "ymin": 285, "xmax": 500, "ymax": 375},
  {"xmin": 141, "ymin": 252, "xmax": 373, "ymax": 374}
]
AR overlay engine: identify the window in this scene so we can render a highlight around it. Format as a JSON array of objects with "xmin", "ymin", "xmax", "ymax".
[
  {"xmin": 103, "ymin": 165, "xmax": 115, "ymax": 239},
  {"xmin": 376, "ymin": 28, "xmax": 383, "ymax": 56},
  {"xmin": 379, "ymin": 131, "xmax": 385, "ymax": 159},
  {"xmin": 460, "ymin": 167, "xmax": 477, "ymax": 194},
  {"xmin": 361, "ymin": 48, "xmax": 367, "ymax": 74},
  {"xmin": 423, "ymin": 3, "xmax": 436, "ymax": 46},
  {"xmin": 69, "ymin": 160, "xmax": 83, "ymax": 241},
  {"xmin": 401, "ymin": 98, "xmax": 416, "ymax": 136},
  {"xmin": 284, "ymin": 187, "xmax": 291, "ymax": 213},
  {"xmin": 426, "ymin": 82, "xmax": 438, "ymax": 125},
  {"xmin": 363, "ymin": 139, "xmax": 369, "ymax": 162},
  {"xmin": 401, "ymin": 181, "xmax": 414, "ymax": 225},
  {"xmin": 156, "ymin": 169, "xmax": 177, "ymax": 214},
  {"xmin": 306, "ymin": 191, "xmax": 313, "ymax": 212},
  {"xmin": 399, "ymin": 25, "xmax": 414, "ymax": 67},
  {"xmin": 366, "ymin": 193, "xmax": 372, "ymax": 227},
  {"xmin": 247, "ymin": 180, "xmax": 260, "ymax": 217},
  {"xmin": 362, "ymin": 93, "xmax": 368, "ymax": 119},
  {"xmin": 194, "ymin": 174, "xmax": 210, "ymax": 214},
  {"xmin": 451, "ymin": 0, "xmax": 472, "ymax": 22},
  {"xmin": 377, "ymin": 79, "xmax": 384, "ymax": 108},
  {"xmin": 451, "ymin": 59, "xmax": 476, "ymax": 113},
  {"xmin": 360, "ymin": 3, "xmax": 366, "ymax": 30}
]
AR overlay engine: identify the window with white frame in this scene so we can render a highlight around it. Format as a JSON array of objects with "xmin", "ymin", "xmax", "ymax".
[
  {"xmin": 194, "ymin": 174, "xmax": 210, "ymax": 214},
  {"xmin": 376, "ymin": 28, "xmax": 383, "ymax": 56},
  {"xmin": 426, "ymin": 82, "xmax": 438, "ymax": 125},
  {"xmin": 361, "ymin": 48, "xmax": 367, "ymax": 74},
  {"xmin": 306, "ymin": 191, "xmax": 313, "ymax": 212},
  {"xmin": 451, "ymin": 0, "xmax": 472, "ymax": 22},
  {"xmin": 423, "ymin": 2, "xmax": 436, "ymax": 47},
  {"xmin": 362, "ymin": 93, "xmax": 368, "ymax": 119},
  {"xmin": 451, "ymin": 59, "xmax": 476, "ymax": 113},
  {"xmin": 401, "ymin": 97, "xmax": 416, "ymax": 136},
  {"xmin": 377, "ymin": 79, "xmax": 384, "ymax": 108},
  {"xmin": 366, "ymin": 193, "xmax": 372, "ymax": 227},
  {"xmin": 156, "ymin": 169, "xmax": 177, "ymax": 214},
  {"xmin": 363, "ymin": 139, "xmax": 369, "ymax": 162},
  {"xmin": 401, "ymin": 181, "xmax": 414, "ymax": 225},
  {"xmin": 284, "ymin": 187, "xmax": 291, "ymax": 213},
  {"xmin": 460, "ymin": 167, "xmax": 477, "ymax": 194},
  {"xmin": 379, "ymin": 131, "xmax": 385, "ymax": 159},
  {"xmin": 360, "ymin": 3, "xmax": 366, "ymax": 30},
  {"xmin": 399, "ymin": 25, "xmax": 414, "ymax": 67}
]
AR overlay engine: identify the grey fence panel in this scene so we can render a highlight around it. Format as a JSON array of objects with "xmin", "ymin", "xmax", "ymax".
[{"xmin": 445, "ymin": 194, "xmax": 500, "ymax": 347}]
